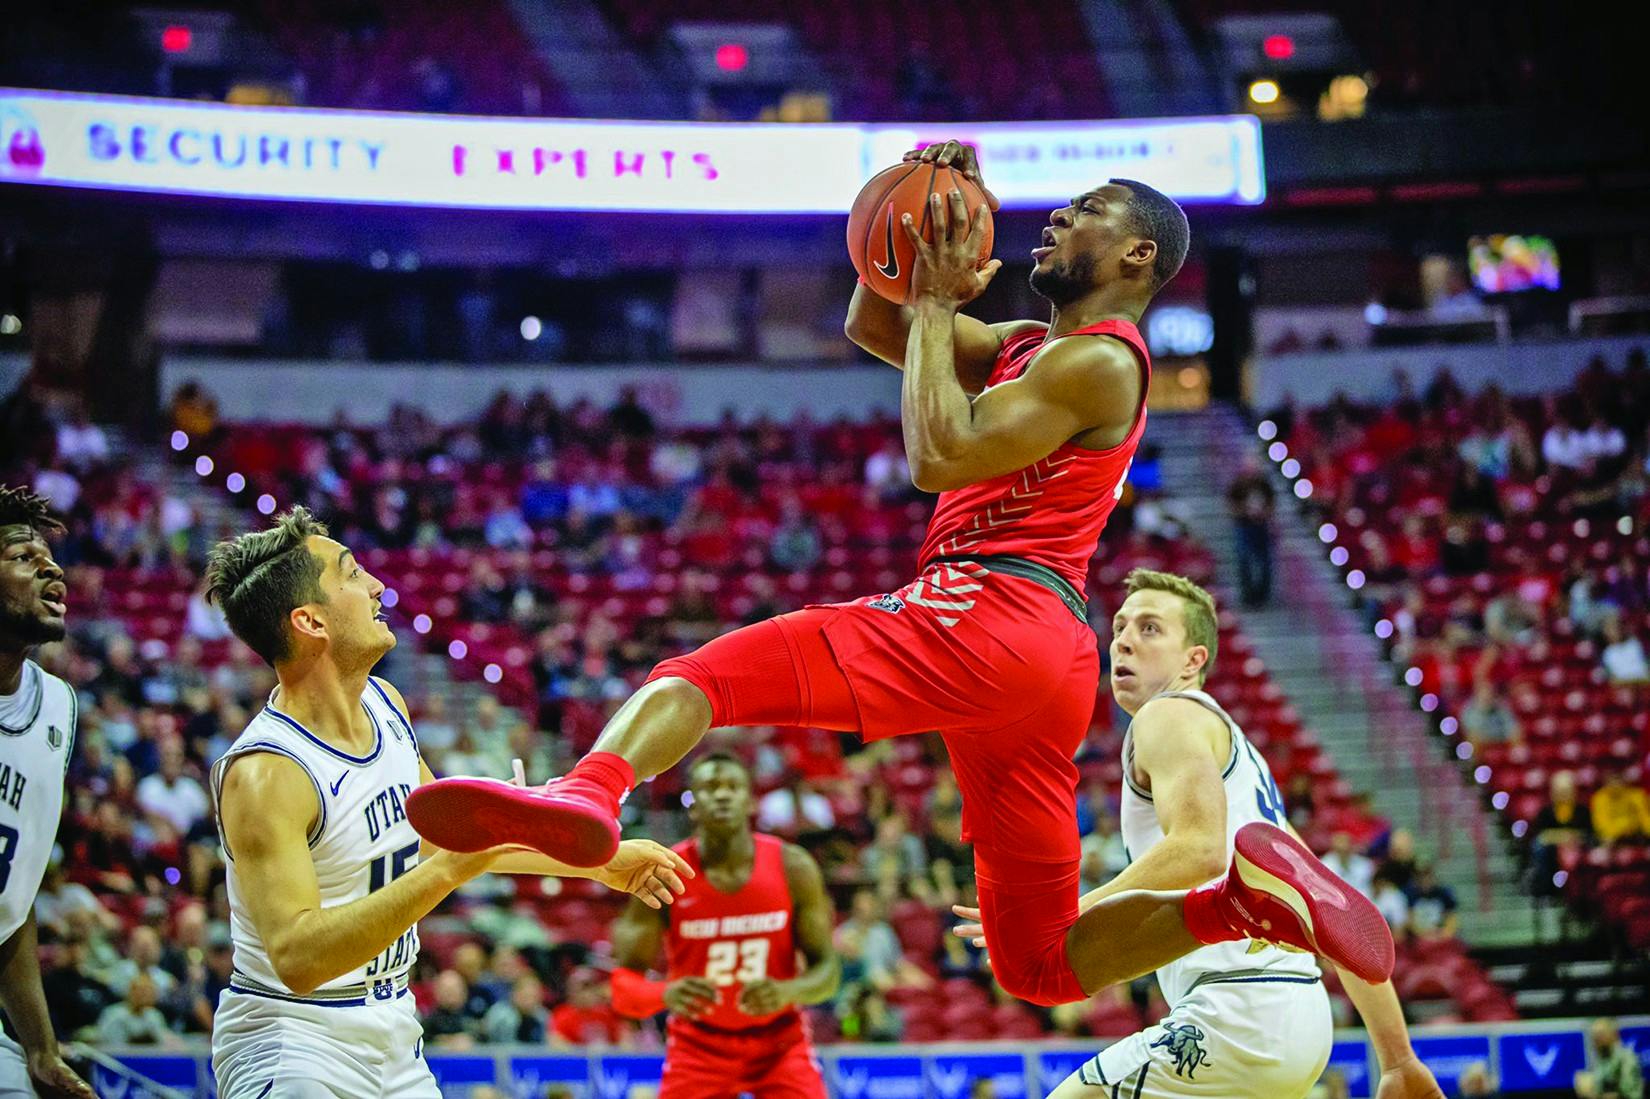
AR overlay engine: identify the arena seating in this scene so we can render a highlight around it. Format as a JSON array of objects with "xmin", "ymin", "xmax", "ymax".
[
  {"xmin": 1171, "ymin": 0, "xmax": 1616, "ymax": 110},
  {"xmin": 254, "ymin": 0, "xmax": 562, "ymax": 115},
  {"xmin": 175, "ymin": 396, "xmax": 1512, "ymax": 1031},
  {"xmin": 1279, "ymin": 352, "xmax": 1650, "ymax": 953},
  {"xmin": 597, "ymin": 0, "xmax": 1108, "ymax": 121},
  {"xmin": 3, "ymin": 386, "xmax": 1518, "ymax": 1045}
]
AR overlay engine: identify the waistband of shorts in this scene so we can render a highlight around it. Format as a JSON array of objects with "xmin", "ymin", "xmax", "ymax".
[
  {"xmin": 1185, "ymin": 968, "xmax": 1323, "ymax": 993},
  {"xmin": 671, "ymin": 1009, "xmax": 804, "ymax": 1040},
  {"xmin": 926, "ymin": 554, "xmax": 1087, "ymax": 623},
  {"xmin": 229, "ymin": 972, "xmax": 409, "ymax": 1007}
]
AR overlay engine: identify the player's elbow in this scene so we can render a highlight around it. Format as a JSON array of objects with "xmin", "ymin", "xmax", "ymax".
[
  {"xmin": 1197, "ymin": 853, "xmax": 1229, "ymax": 884},
  {"xmin": 1166, "ymin": 829, "xmax": 1228, "ymax": 884},
  {"xmin": 815, "ymin": 955, "xmax": 843, "ymax": 1002},
  {"xmin": 908, "ymin": 458, "xmax": 961, "ymax": 494},
  {"xmin": 1188, "ymin": 836, "xmax": 1230, "ymax": 882},
  {"xmin": 268, "ymin": 937, "xmax": 327, "ymax": 996},
  {"xmin": 270, "ymin": 955, "xmax": 322, "ymax": 997},
  {"xmin": 843, "ymin": 312, "xmax": 876, "ymax": 353},
  {"xmin": 844, "ymin": 318, "xmax": 900, "ymax": 367}
]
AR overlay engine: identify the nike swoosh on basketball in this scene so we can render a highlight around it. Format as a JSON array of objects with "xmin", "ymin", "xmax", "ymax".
[
  {"xmin": 330, "ymin": 773, "xmax": 348, "ymax": 796},
  {"xmin": 873, "ymin": 204, "xmax": 899, "ymax": 279}
]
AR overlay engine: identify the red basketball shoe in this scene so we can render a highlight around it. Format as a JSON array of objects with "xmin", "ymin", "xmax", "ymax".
[
  {"xmin": 1212, "ymin": 822, "xmax": 1395, "ymax": 984},
  {"xmin": 406, "ymin": 770, "xmax": 620, "ymax": 868}
]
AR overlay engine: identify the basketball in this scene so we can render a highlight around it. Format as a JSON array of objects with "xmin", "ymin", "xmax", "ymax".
[{"xmin": 847, "ymin": 161, "xmax": 995, "ymax": 304}]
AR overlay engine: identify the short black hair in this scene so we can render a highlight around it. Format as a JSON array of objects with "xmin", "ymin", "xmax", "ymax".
[
  {"xmin": 0, "ymin": 485, "xmax": 65, "ymax": 538},
  {"xmin": 688, "ymin": 750, "xmax": 748, "ymax": 782},
  {"xmin": 204, "ymin": 506, "xmax": 329, "ymax": 665},
  {"xmin": 1109, "ymin": 178, "xmax": 1190, "ymax": 292}
]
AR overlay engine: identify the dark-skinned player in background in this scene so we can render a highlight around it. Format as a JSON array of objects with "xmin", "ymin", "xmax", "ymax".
[
  {"xmin": 409, "ymin": 142, "xmax": 1395, "ymax": 1006},
  {"xmin": 611, "ymin": 752, "xmax": 837, "ymax": 1099},
  {"xmin": 0, "ymin": 487, "xmax": 96, "ymax": 1099}
]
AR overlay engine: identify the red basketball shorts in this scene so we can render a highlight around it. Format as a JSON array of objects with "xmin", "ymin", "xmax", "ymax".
[
  {"xmin": 648, "ymin": 561, "xmax": 1100, "ymax": 1006},
  {"xmin": 658, "ymin": 1016, "xmax": 827, "ymax": 1099}
]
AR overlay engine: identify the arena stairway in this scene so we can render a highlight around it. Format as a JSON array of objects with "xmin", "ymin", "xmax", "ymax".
[
  {"xmin": 1148, "ymin": 407, "xmax": 1531, "ymax": 947},
  {"xmin": 1153, "ymin": 405, "xmax": 1650, "ymax": 1016},
  {"xmin": 508, "ymin": 0, "xmax": 690, "ymax": 120},
  {"xmin": 1076, "ymin": 0, "xmax": 1223, "ymax": 117}
]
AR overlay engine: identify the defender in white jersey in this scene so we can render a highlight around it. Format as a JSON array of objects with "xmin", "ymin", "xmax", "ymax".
[
  {"xmin": 0, "ymin": 486, "xmax": 94, "ymax": 1099},
  {"xmin": 955, "ymin": 569, "xmax": 1442, "ymax": 1099},
  {"xmin": 204, "ymin": 507, "xmax": 694, "ymax": 1098}
]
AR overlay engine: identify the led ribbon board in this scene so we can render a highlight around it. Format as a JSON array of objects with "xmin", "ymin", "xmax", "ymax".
[{"xmin": 0, "ymin": 88, "xmax": 1264, "ymax": 211}]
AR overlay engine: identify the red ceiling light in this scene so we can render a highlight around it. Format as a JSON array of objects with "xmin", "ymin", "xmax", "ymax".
[
  {"xmin": 714, "ymin": 43, "xmax": 749, "ymax": 72},
  {"xmin": 161, "ymin": 24, "xmax": 193, "ymax": 54},
  {"xmin": 1262, "ymin": 34, "xmax": 1295, "ymax": 60}
]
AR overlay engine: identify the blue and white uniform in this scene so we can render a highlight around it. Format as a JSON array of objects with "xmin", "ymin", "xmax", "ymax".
[
  {"xmin": 1064, "ymin": 689, "xmax": 1332, "ymax": 1099},
  {"xmin": 209, "ymin": 677, "xmax": 437, "ymax": 1099},
  {"xmin": 0, "ymin": 661, "xmax": 76, "ymax": 1099}
]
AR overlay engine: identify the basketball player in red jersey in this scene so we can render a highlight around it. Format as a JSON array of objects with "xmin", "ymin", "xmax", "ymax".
[
  {"xmin": 610, "ymin": 752, "xmax": 837, "ymax": 1099},
  {"xmin": 409, "ymin": 141, "xmax": 1394, "ymax": 1002}
]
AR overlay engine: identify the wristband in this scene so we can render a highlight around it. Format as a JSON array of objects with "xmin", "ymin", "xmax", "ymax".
[{"xmin": 611, "ymin": 967, "xmax": 667, "ymax": 1018}]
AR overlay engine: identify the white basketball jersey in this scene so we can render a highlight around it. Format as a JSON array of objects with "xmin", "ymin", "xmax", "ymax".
[
  {"xmin": 211, "ymin": 677, "xmax": 424, "ymax": 1003},
  {"xmin": 1119, "ymin": 689, "xmax": 1320, "ymax": 1008},
  {"xmin": 0, "ymin": 661, "xmax": 75, "ymax": 942}
]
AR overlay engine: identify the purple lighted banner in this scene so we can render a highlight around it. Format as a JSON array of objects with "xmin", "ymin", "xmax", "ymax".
[{"xmin": 1, "ymin": 88, "xmax": 1264, "ymax": 212}]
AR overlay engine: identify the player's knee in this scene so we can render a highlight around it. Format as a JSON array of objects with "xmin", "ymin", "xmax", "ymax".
[
  {"xmin": 642, "ymin": 661, "xmax": 719, "ymax": 726},
  {"xmin": 994, "ymin": 946, "xmax": 1086, "ymax": 1008}
]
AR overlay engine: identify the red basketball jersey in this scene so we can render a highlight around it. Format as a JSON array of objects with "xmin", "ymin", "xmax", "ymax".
[
  {"xmin": 664, "ymin": 833, "xmax": 799, "ymax": 1031},
  {"xmin": 917, "ymin": 320, "xmax": 1152, "ymax": 591}
]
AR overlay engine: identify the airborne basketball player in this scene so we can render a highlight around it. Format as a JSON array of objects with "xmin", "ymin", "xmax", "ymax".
[
  {"xmin": 611, "ymin": 752, "xmax": 837, "ymax": 1099},
  {"xmin": 409, "ymin": 142, "xmax": 1395, "ymax": 1002}
]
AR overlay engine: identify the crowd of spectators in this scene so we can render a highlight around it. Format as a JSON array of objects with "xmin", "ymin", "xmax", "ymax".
[
  {"xmin": 1273, "ymin": 348, "xmax": 1650, "ymax": 937},
  {"xmin": 0, "ymin": 379, "xmax": 1205, "ymax": 1048},
  {"xmin": 1279, "ymin": 351, "xmax": 1650, "ymax": 722},
  {"xmin": 1, "ymin": 370, "xmax": 1498, "ymax": 1048}
]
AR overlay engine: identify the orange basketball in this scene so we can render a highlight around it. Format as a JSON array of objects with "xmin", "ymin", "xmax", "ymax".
[{"xmin": 847, "ymin": 161, "xmax": 995, "ymax": 304}]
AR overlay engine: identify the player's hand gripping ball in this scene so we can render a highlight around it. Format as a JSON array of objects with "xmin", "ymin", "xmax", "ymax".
[{"xmin": 848, "ymin": 140, "xmax": 996, "ymax": 304}]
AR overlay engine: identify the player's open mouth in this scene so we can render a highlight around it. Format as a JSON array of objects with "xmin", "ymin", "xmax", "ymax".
[
  {"xmin": 38, "ymin": 584, "xmax": 66, "ymax": 617},
  {"xmin": 374, "ymin": 609, "xmax": 388, "ymax": 622},
  {"xmin": 1113, "ymin": 665, "xmax": 1135, "ymax": 682}
]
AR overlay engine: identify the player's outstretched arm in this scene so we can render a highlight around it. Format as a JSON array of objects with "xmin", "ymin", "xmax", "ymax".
[
  {"xmin": 414, "ymin": 758, "xmax": 691, "ymax": 908},
  {"xmin": 1275, "ymin": 817, "xmax": 1441, "ymax": 1098},
  {"xmin": 1336, "ymin": 969, "xmax": 1445, "ymax": 1099},
  {"xmin": 220, "ymin": 752, "xmax": 499, "ymax": 996},
  {"xmin": 0, "ymin": 911, "xmax": 95, "ymax": 1099},
  {"xmin": 487, "ymin": 839, "xmax": 690, "ymax": 908},
  {"xmin": 739, "ymin": 843, "xmax": 841, "ymax": 1016}
]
